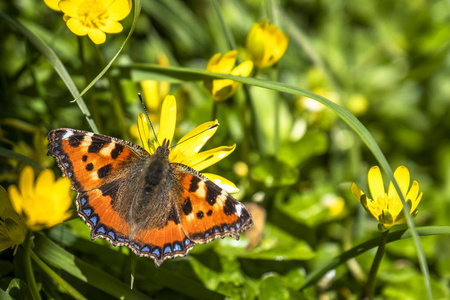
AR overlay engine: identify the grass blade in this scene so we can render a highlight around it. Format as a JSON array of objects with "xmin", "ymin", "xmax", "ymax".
[{"xmin": 0, "ymin": 12, "xmax": 98, "ymax": 133}]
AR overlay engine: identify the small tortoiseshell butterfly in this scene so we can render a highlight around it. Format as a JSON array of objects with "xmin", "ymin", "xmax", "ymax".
[{"xmin": 47, "ymin": 128, "xmax": 253, "ymax": 266}]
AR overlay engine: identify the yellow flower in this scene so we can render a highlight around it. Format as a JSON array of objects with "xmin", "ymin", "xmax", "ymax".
[
  {"xmin": 8, "ymin": 166, "xmax": 73, "ymax": 231},
  {"xmin": 58, "ymin": 0, "xmax": 132, "ymax": 44},
  {"xmin": 351, "ymin": 166, "xmax": 423, "ymax": 231},
  {"xmin": 246, "ymin": 19, "xmax": 288, "ymax": 69},
  {"xmin": 44, "ymin": 0, "xmax": 62, "ymax": 11},
  {"xmin": 0, "ymin": 186, "xmax": 26, "ymax": 255},
  {"xmin": 204, "ymin": 50, "xmax": 253, "ymax": 102},
  {"xmin": 141, "ymin": 53, "xmax": 171, "ymax": 121},
  {"xmin": 138, "ymin": 95, "xmax": 239, "ymax": 193}
]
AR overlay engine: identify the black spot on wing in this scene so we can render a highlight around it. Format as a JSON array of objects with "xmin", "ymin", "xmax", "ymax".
[
  {"xmin": 205, "ymin": 181, "xmax": 221, "ymax": 206},
  {"xmin": 196, "ymin": 211, "xmax": 204, "ymax": 219},
  {"xmin": 82, "ymin": 155, "xmax": 88, "ymax": 162},
  {"xmin": 189, "ymin": 176, "xmax": 201, "ymax": 192},
  {"xmin": 86, "ymin": 163, "xmax": 94, "ymax": 171},
  {"xmin": 223, "ymin": 195, "xmax": 237, "ymax": 215},
  {"xmin": 111, "ymin": 144, "xmax": 124, "ymax": 159},
  {"xmin": 98, "ymin": 164, "xmax": 112, "ymax": 179},
  {"xmin": 88, "ymin": 139, "xmax": 110, "ymax": 153},
  {"xmin": 167, "ymin": 205, "xmax": 180, "ymax": 225},
  {"xmin": 182, "ymin": 198, "xmax": 192, "ymax": 215},
  {"xmin": 68, "ymin": 135, "xmax": 82, "ymax": 148},
  {"xmin": 207, "ymin": 210, "xmax": 213, "ymax": 216}
]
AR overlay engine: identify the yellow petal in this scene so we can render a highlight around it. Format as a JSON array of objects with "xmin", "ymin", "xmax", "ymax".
[
  {"xmin": 394, "ymin": 166, "xmax": 410, "ymax": 196},
  {"xmin": 88, "ymin": 29, "xmax": 106, "ymax": 44},
  {"xmin": 7, "ymin": 186, "xmax": 23, "ymax": 215},
  {"xmin": 183, "ymin": 145, "xmax": 235, "ymax": 172},
  {"xmin": 208, "ymin": 50, "xmax": 238, "ymax": 74},
  {"xmin": 210, "ymin": 79, "xmax": 236, "ymax": 101},
  {"xmin": 107, "ymin": 0, "xmax": 132, "ymax": 20},
  {"xmin": 205, "ymin": 53, "xmax": 223, "ymax": 72},
  {"xmin": 170, "ymin": 120, "xmax": 218, "ymax": 164},
  {"xmin": 19, "ymin": 166, "xmax": 35, "ymax": 201},
  {"xmin": 66, "ymin": 18, "xmax": 88, "ymax": 36},
  {"xmin": 413, "ymin": 191, "xmax": 423, "ymax": 212},
  {"xmin": 44, "ymin": 0, "xmax": 62, "ymax": 11},
  {"xmin": 35, "ymin": 169, "xmax": 55, "ymax": 197},
  {"xmin": 99, "ymin": 19, "xmax": 123, "ymax": 33},
  {"xmin": 231, "ymin": 60, "xmax": 253, "ymax": 77},
  {"xmin": 58, "ymin": 0, "xmax": 81, "ymax": 18},
  {"xmin": 368, "ymin": 166, "xmax": 385, "ymax": 203},
  {"xmin": 246, "ymin": 19, "xmax": 288, "ymax": 68},
  {"xmin": 351, "ymin": 182, "xmax": 364, "ymax": 202},
  {"xmin": 53, "ymin": 177, "xmax": 72, "ymax": 207},
  {"xmin": 156, "ymin": 95, "xmax": 176, "ymax": 146},
  {"xmin": 141, "ymin": 80, "xmax": 160, "ymax": 111},
  {"xmin": 63, "ymin": 14, "xmax": 70, "ymax": 22},
  {"xmin": 202, "ymin": 173, "xmax": 239, "ymax": 193},
  {"xmin": 137, "ymin": 113, "xmax": 152, "ymax": 153},
  {"xmin": 407, "ymin": 181, "xmax": 422, "ymax": 212},
  {"xmin": 264, "ymin": 25, "xmax": 288, "ymax": 63},
  {"xmin": 247, "ymin": 27, "xmax": 266, "ymax": 65}
]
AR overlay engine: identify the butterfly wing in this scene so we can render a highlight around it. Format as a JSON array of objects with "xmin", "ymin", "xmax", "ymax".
[
  {"xmin": 47, "ymin": 128, "xmax": 150, "ymax": 247},
  {"xmin": 48, "ymin": 129, "xmax": 194, "ymax": 266},
  {"xmin": 172, "ymin": 164, "xmax": 253, "ymax": 243}
]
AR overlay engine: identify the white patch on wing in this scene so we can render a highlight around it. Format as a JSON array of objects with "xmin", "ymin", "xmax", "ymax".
[
  {"xmin": 186, "ymin": 214, "xmax": 195, "ymax": 222},
  {"xmin": 235, "ymin": 203, "xmax": 243, "ymax": 217},
  {"xmin": 81, "ymin": 135, "xmax": 92, "ymax": 147},
  {"xmin": 215, "ymin": 190, "xmax": 227, "ymax": 206},
  {"xmin": 195, "ymin": 181, "xmax": 206, "ymax": 198},
  {"xmin": 100, "ymin": 143, "xmax": 115, "ymax": 156},
  {"xmin": 62, "ymin": 130, "xmax": 74, "ymax": 139},
  {"xmin": 89, "ymin": 171, "xmax": 99, "ymax": 181}
]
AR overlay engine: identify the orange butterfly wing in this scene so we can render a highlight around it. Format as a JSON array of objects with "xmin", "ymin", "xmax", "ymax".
[{"xmin": 173, "ymin": 164, "xmax": 253, "ymax": 243}]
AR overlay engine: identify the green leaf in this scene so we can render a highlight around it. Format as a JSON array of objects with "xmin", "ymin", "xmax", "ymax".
[
  {"xmin": 251, "ymin": 157, "xmax": 299, "ymax": 187},
  {"xmin": 44, "ymin": 225, "xmax": 223, "ymax": 299},
  {"xmin": 33, "ymin": 233, "xmax": 150, "ymax": 300},
  {"xmin": 0, "ymin": 147, "xmax": 44, "ymax": 171},
  {"xmin": 215, "ymin": 223, "xmax": 314, "ymax": 261},
  {"xmin": 6, "ymin": 279, "xmax": 31, "ymax": 300},
  {"xmin": 275, "ymin": 191, "xmax": 344, "ymax": 227},
  {"xmin": 0, "ymin": 13, "xmax": 97, "ymax": 132},
  {"xmin": 0, "ymin": 288, "xmax": 13, "ymax": 300},
  {"xmin": 260, "ymin": 274, "xmax": 306, "ymax": 300},
  {"xmin": 278, "ymin": 131, "xmax": 328, "ymax": 166}
]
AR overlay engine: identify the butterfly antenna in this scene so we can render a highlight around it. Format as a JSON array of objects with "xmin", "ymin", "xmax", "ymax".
[
  {"xmin": 171, "ymin": 123, "xmax": 219, "ymax": 151},
  {"xmin": 138, "ymin": 93, "xmax": 160, "ymax": 147}
]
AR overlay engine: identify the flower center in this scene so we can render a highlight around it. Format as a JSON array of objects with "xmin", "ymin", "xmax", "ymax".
[{"xmin": 78, "ymin": 0, "xmax": 109, "ymax": 29}]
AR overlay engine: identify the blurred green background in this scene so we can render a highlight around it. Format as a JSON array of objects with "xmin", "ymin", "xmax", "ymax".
[{"xmin": 1, "ymin": 0, "xmax": 450, "ymax": 299}]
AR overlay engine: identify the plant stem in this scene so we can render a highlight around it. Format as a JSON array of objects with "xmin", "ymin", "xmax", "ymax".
[
  {"xmin": 31, "ymin": 251, "xmax": 87, "ymax": 300},
  {"xmin": 365, "ymin": 230, "xmax": 390, "ymax": 299},
  {"xmin": 23, "ymin": 231, "xmax": 41, "ymax": 300}
]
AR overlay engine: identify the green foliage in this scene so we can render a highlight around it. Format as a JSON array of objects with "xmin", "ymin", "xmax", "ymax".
[{"xmin": 1, "ymin": 0, "xmax": 450, "ymax": 299}]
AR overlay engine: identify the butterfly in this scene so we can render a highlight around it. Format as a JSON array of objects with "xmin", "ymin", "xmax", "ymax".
[{"xmin": 47, "ymin": 128, "xmax": 253, "ymax": 266}]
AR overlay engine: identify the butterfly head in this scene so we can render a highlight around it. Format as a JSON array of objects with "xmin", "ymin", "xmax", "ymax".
[{"xmin": 155, "ymin": 139, "xmax": 171, "ymax": 157}]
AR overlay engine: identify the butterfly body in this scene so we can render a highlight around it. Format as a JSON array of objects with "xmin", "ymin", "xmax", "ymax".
[{"xmin": 47, "ymin": 128, "xmax": 253, "ymax": 266}]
